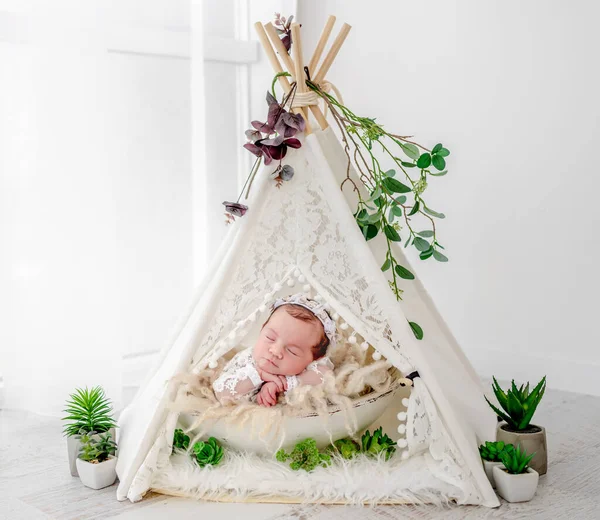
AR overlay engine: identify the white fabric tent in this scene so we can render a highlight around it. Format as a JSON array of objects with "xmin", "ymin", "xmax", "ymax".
[{"xmin": 115, "ymin": 126, "xmax": 500, "ymax": 507}]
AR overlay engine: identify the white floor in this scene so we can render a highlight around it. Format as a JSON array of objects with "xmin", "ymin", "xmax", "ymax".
[{"xmin": 2, "ymin": 383, "xmax": 599, "ymax": 520}]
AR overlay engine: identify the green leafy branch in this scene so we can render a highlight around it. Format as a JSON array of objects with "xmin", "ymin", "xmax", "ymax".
[{"xmin": 301, "ymin": 79, "xmax": 451, "ymax": 340}]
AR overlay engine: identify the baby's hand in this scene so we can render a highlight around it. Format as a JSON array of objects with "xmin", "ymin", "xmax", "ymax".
[
  {"xmin": 257, "ymin": 366, "xmax": 288, "ymax": 393},
  {"xmin": 256, "ymin": 381, "xmax": 281, "ymax": 407}
]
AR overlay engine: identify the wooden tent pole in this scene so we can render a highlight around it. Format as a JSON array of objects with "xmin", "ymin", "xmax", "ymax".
[
  {"xmin": 307, "ymin": 15, "xmax": 336, "ymax": 75},
  {"xmin": 265, "ymin": 22, "xmax": 328, "ymax": 132},
  {"xmin": 253, "ymin": 22, "xmax": 312, "ymax": 134},
  {"xmin": 291, "ymin": 23, "xmax": 305, "ymax": 94},
  {"xmin": 291, "ymin": 23, "xmax": 329, "ymax": 131},
  {"xmin": 314, "ymin": 23, "xmax": 352, "ymax": 84},
  {"xmin": 264, "ymin": 23, "xmax": 296, "ymax": 80}
]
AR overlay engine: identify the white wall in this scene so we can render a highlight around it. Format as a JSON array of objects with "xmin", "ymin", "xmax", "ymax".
[{"xmin": 299, "ymin": 1, "xmax": 600, "ymax": 396}]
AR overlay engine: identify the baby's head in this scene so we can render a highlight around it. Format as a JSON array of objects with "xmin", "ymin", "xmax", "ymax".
[{"xmin": 253, "ymin": 300, "xmax": 331, "ymax": 377}]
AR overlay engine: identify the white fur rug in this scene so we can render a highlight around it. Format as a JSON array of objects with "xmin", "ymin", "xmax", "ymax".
[{"xmin": 150, "ymin": 449, "xmax": 465, "ymax": 506}]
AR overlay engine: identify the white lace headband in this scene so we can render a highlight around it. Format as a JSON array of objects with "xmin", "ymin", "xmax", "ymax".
[{"xmin": 271, "ymin": 293, "xmax": 337, "ymax": 349}]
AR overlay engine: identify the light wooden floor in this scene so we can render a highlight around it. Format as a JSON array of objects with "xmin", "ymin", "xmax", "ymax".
[{"xmin": 2, "ymin": 383, "xmax": 599, "ymax": 519}]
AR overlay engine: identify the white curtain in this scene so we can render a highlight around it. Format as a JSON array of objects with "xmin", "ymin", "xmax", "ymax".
[{"xmin": 0, "ymin": 1, "xmax": 194, "ymax": 416}]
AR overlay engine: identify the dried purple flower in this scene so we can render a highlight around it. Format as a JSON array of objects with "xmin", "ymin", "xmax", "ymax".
[
  {"xmin": 274, "ymin": 13, "xmax": 294, "ymax": 52},
  {"xmin": 222, "ymin": 201, "xmax": 248, "ymax": 217},
  {"xmin": 243, "ymin": 90, "xmax": 304, "ymax": 165},
  {"xmin": 243, "ymin": 138, "xmax": 301, "ymax": 165},
  {"xmin": 245, "ymin": 128, "xmax": 262, "ymax": 143}
]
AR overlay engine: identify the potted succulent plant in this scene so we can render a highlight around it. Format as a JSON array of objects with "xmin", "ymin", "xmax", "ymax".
[
  {"xmin": 76, "ymin": 431, "xmax": 118, "ymax": 490},
  {"xmin": 479, "ymin": 441, "xmax": 514, "ymax": 488},
  {"xmin": 62, "ymin": 386, "xmax": 117, "ymax": 476},
  {"xmin": 493, "ymin": 445, "xmax": 539, "ymax": 502},
  {"xmin": 485, "ymin": 376, "xmax": 547, "ymax": 475}
]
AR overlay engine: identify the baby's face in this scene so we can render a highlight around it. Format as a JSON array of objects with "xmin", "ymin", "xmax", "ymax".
[{"xmin": 253, "ymin": 308, "xmax": 323, "ymax": 376}]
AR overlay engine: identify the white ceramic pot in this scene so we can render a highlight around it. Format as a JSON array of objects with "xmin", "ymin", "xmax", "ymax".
[
  {"xmin": 66, "ymin": 428, "xmax": 116, "ymax": 477},
  {"xmin": 496, "ymin": 423, "xmax": 547, "ymax": 475},
  {"xmin": 182, "ymin": 379, "xmax": 403, "ymax": 456},
  {"xmin": 76, "ymin": 455, "xmax": 118, "ymax": 490},
  {"xmin": 482, "ymin": 459, "xmax": 503, "ymax": 488},
  {"xmin": 493, "ymin": 465, "xmax": 539, "ymax": 503}
]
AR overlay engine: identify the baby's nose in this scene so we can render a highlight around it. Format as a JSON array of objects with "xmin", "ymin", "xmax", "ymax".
[{"xmin": 269, "ymin": 344, "xmax": 283, "ymax": 358}]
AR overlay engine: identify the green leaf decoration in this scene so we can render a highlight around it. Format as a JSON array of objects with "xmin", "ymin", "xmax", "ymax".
[
  {"xmin": 433, "ymin": 250, "xmax": 448, "ymax": 262},
  {"xmin": 394, "ymin": 264, "xmax": 415, "ymax": 280},
  {"xmin": 438, "ymin": 147, "xmax": 450, "ymax": 157},
  {"xmin": 432, "ymin": 154, "xmax": 446, "ymax": 171},
  {"xmin": 394, "ymin": 195, "xmax": 407, "ymax": 205},
  {"xmin": 381, "ymin": 257, "xmax": 391, "ymax": 272},
  {"xmin": 413, "ymin": 237, "xmax": 430, "ymax": 251},
  {"xmin": 400, "ymin": 143, "xmax": 420, "ymax": 161},
  {"xmin": 417, "ymin": 230, "xmax": 434, "ymax": 237},
  {"xmin": 391, "ymin": 205, "xmax": 403, "ymax": 217},
  {"xmin": 432, "ymin": 143, "xmax": 443, "ymax": 154},
  {"xmin": 401, "ymin": 161, "xmax": 416, "ymax": 168},
  {"xmin": 362, "ymin": 224, "xmax": 378, "ymax": 241},
  {"xmin": 355, "ymin": 208, "xmax": 369, "ymax": 224},
  {"xmin": 366, "ymin": 211, "xmax": 382, "ymax": 224},
  {"xmin": 408, "ymin": 201, "xmax": 420, "ymax": 216},
  {"xmin": 271, "ymin": 71, "xmax": 292, "ymax": 97},
  {"xmin": 384, "ymin": 169, "xmax": 396, "ymax": 177},
  {"xmin": 373, "ymin": 196, "xmax": 384, "ymax": 208},
  {"xmin": 383, "ymin": 177, "xmax": 412, "ymax": 194},
  {"xmin": 417, "ymin": 153, "xmax": 432, "ymax": 169},
  {"xmin": 409, "ymin": 321, "xmax": 424, "ymax": 340},
  {"xmin": 367, "ymin": 186, "xmax": 382, "ymax": 202},
  {"xmin": 422, "ymin": 206, "xmax": 446, "ymax": 219},
  {"xmin": 384, "ymin": 225, "xmax": 401, "ymax": 242},
  {"xmin": 420, "ymin": 248, "xmax": 434, "ymax": 260},
  {"xmin": 429, "ymin": 170, "xmax": 447, "ymax": 177}
]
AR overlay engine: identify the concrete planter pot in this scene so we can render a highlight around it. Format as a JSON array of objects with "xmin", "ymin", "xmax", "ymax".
[
  {"xmin": 482, "ymin": 459, "xmax": 503, "ymax": 488},
  {"xmin": 493, "ymin": 466, "xmax": 539, "ymax": 502},
  {"xmin": 76, "ymin": 455, "xmax": 118, "ymax": 490},
  {"xmin": 66, "ymin": 428, "xmax": 116, "ymax": 477},
  {"xmin": 496, "ymin": 422, "xmax": 547, "ymax": 475}
]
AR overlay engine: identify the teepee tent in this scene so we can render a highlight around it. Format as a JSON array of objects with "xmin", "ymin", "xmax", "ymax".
[{"xmin": 115, "ymin": 16, "xmax": 500, "ymax": 507}]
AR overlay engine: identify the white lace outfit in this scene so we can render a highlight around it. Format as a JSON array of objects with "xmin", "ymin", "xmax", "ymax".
[{"xmin": 212, "ymin": 346, "xmax": 334, "ymax": 402}]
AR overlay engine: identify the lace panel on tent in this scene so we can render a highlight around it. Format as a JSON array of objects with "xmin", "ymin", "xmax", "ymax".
[
  {"xmin": 190, "ymin": 148, "xmax": 413, "ymax": 374},
  {"xmin": 407, "ymin": 378, "xmax": 483, "ymax": 504}
]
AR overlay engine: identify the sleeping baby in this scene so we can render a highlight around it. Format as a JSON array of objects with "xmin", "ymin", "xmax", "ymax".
[{"xmin": 212, "ymin": 293, "xmax": 336, "ymax": 407}]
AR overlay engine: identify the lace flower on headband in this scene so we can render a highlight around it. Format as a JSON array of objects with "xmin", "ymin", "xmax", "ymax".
[{"xmin": 272, "ymin": 293, "xmax": 338, "ymax": 349}]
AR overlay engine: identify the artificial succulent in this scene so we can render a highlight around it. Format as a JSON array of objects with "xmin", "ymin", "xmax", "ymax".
[
  {"xmin": 326, "ymin": 438, "xmax": 361, "ymax": 460},
  {"xmin": 479, "ymin": 441, "xmax": 514, "ymax": 462},
  {"xmin": 361, "ymin": 427, "xmax": 397, "ymax": 460},
  {"xmin": 499, "ymin": 444, "xmax": 535, "ymax": 475},
  {"xmin": 276, "ymin": 438, "xmax": 331, "ymax": 471},
  {"xmin": 485, "ymin": 376, "xmax": 546, "ymax": 431},
  {"xmin": 192, "ymin": 437, "xmax": 224, "ymax": 467},
  {"xmin": 172, "ymin": 428, "xmax": 190, "ymax": 453}
]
